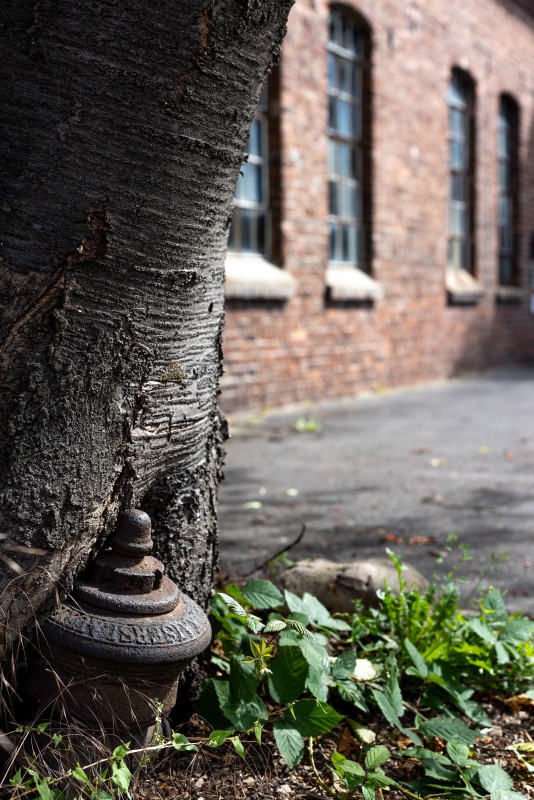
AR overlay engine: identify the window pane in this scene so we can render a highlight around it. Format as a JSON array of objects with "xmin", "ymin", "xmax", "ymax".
[
  {"xmin": 340, "ymin": 59, "xmax": 356, "ymax": 96},
  {"xmin": 450, "ymin": 139, "xmax": 465, "ymax": 169},
  {"xmin": 328, "ymin": 181, "xmax": 338, "ymax": 215},
  {"xmin": 340, "ymin": 184, "xmax": 358, "ymax": 218},
  {"xmin": 450, "ymin": 108, "xmax": 464, "ymax": 137},
  {"xmin": 328, "ymin": 95, "xmax": 337, "ymax": 130},
  {"xmin": 248, "ymin": 118, "xmax": 262, "ymax": 157},
  {"xmin": 500, "ymin": 256, "xmax": 512, "ymax": 285},
  {"xmin": 329, "ymin": 223, "xmax": 340, "ymax": 261},
  {"xmin": 328, "ymin": 53, "xmax": 337, "ymax": 89},
  {"xmin": 450, "ymin": 174, "xmax": 465, "ymax": 203},
  {"xmin": 240, "ymin": 210, "xmax": 252, "ymax": 252},
  {"xmin": 328, "ymin": 140, "xmax": 337, "ymax": 174},
  {"xmin": 338, "ymin": 99, "xmax": 356, "ymax": 136}
]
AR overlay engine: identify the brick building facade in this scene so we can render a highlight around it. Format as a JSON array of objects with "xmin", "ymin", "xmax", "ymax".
[{"xmin": 221, "ymin": 0, "xmax": 534, "ymax": 411}]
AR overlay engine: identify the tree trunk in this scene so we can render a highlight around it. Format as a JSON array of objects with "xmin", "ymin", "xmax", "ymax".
[{"xmin": 0, "ymin": 0, "xmax": 293, "ymax": 684}]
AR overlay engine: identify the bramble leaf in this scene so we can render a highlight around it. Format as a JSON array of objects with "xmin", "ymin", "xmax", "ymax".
[
  {"xmin": 242, "ymin": 579, "xmax": 284, "ymax": 609},
  {"xmin": 273, "ymin": 721, "xmax": 305, "ymax": 767}
]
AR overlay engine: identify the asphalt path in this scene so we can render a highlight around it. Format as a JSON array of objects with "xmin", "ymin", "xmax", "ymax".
[{"xmin": 218, "ymin": 368, "xmax": 534, "ymax": 614}]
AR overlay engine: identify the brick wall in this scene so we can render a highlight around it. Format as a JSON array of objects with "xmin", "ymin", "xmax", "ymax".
[{"xmin": 221, "ymin": 0, "xmax": 534, "ymax": 411}]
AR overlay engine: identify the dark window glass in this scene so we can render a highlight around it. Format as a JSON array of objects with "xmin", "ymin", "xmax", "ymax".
[
  {"xmin": 498, "ymin": 96, "xmax": 519, "ymax": 286},
  {"xmin": 328, "ymin": 8, "xmax": 366, "ymax": 268},
  {"xmin": 447, "ymin": 70, "xmax": 475, "ymax": 273},
  {"xmin": 228, "ymin": 85, "xmax": 269, "ymax": 256}
]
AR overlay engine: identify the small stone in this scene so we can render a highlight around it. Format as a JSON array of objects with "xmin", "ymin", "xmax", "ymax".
[
  {"xmin": 282, "ymin": 557, "xmax": 428, "ymax": 611},
  {"xmin": 277, "ymin": 785, "xmax": 292, "ymax": 795}
]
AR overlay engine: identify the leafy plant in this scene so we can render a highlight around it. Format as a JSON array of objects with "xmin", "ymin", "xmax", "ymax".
[{"xmin": 200, "ymin": 558, "xmax": 532, "ymax": 798}]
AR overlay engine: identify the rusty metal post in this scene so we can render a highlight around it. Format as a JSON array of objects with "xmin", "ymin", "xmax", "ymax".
[{"xmin": 30, "ymin": 510, "xmax": 211, "ymax": 736}]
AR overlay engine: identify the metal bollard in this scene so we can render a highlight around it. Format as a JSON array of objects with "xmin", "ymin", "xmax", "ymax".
[{"xmin": 30, "ymin": 509, "xmax": 211, "ymax": 737}]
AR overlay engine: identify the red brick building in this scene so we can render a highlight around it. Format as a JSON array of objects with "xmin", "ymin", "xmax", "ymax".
[{"xmin": 221, "ymin": 0, "xmax": 534, "ymax": 411}]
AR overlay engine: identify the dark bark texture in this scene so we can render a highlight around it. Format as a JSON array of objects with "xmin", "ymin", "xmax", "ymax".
[{"xmin": 0, "ymin": 0, "xmax": 293, "ymax": 672}]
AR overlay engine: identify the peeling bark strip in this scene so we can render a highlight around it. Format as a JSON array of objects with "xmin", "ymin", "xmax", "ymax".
[{"xmin": 0, "ymin": 0, "xmax": 293, "ymax": 668}]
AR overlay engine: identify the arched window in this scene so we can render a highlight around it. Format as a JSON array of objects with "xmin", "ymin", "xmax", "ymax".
[
  {"xmin": 498, "ymin": 95, "xmax": 520, "ymax": 287},
  {"xmin": 228, "ymin": 84, "xmax": 270, "ymax": 256},
  {"xmin": 327, "ymin": 8, "xmax": 371, "ymax": 270},
  {"xmin": 447, "ymin": 69, "xmax": 476, "ymax": 274}
]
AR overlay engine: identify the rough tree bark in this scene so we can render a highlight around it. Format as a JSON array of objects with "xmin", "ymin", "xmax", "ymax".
[{"xmin": 0, "ymin": 0, "xmax": 293, "ymax": 681}]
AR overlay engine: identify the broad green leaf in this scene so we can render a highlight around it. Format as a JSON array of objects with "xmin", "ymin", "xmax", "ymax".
[
  {"xmin": 9, "ymin": 769, "xmax": 23, "ymax": 787},
  {"xmin": 230, "ymin": 736, "xmax": 246, "ymax": 759},
  {"xmin": 267, "ymin": 648, "xmax": 308, "ymax": 704},
  {"xmin": 71, "ymin": 766, "xmax": 89, "ymax": 783},
  {"xmin": 362, "ymin": 787, "xmax": 376, "ymax": 800},
  {"xmin": 171, "ymin": 732, "xmax": 198, "ymax": 752},
  {"xmin": 480, "ymin": 588, "xmax": 508, "ymax": 622},
  {"xmin": 371, "ymin": 687, "xmax": 421, "ymax": 746},
  {"xmin": 245, "ymin": 615, "xmax": 264, "ymax": 634},
  {"xmin": 405, "ymin": 638, "xmax": 428, "ymax": 678},
  {"xmin": 336, "ymin": 680, "xmax": 368, "ymax": 711},
  {"xmin": 418, "ymin": 716, "xmax": 481, "ymax": 744},
  {"xmin": 284, "ymin": 590, "xmax": 309, "ymax": 618},
  {"xmin": 366, "ymin": 768, "xmax": 395, "ymax": 788},
  {"xmin": 365, "ymin": 745, "xmax": 390, "ymax": 770},
  {"xmin": 331, "ymin": 751, "xmax": 365, "ymax": 777},
  {"xmin": 207, "ymin": 729, "xmax": 235, "ymax": 747},
  {"xmin": 446, "ymin": 740, "xmax": 470, "ymax": 767},
  {"xmin": 354, "ymin": 659, "xmax": 378, "ymax": 682},
  {"xmin": 196, "ymin": 679, "xmax": 234, "ymax": 730},
  {"xmin": 223, "ymin": 583, "xmax": 248, "ymax": 606},
  {"xmin": 230, "ymin": 657, "xmax": 260, "ymax": 703},
  {"xmin": 332, "ymin": 650, "xmax": 357, "ymax": 680},
  {"xmin": 278, "ymin": 628, "xmax": 305, "ymax": 647},
  {"xmin": 263, "ymin": 619, "xmax": 287, "ymax": 633},
  {"xmin": 381, "ymin": 673, "xmax": 404, "ymax": 717},
  {"xmin": 273, "ymin": 720, "xmax": 305, "ymax": 767},
  {"xmin": 306, "ymin": 665, "xmax": 330, "ymax": 702},
  {"xmin": 288, "ymin": 699, "xmax": 343, "ymax": 737},
  {"xmin": 93, "ymin": 793, "xmax": 113, "ymax": 800},
  {"xmin": 284, "ymin": 618, "xmax": 314, "ymax": 638},
  {"xmin": 283, "ymin": 590, "xmax": 349, "ymax": 631},
  {"xmin": 242, "ymin": 579, "xmax": 284, "ymax": 609},
  {"xmin": 477, "ymin": 763, "xmax": 513, "ymax": 793},
  {"xmin": 403, "ymin": 747, "xmax": 459, "ymax": 783},
  {"xmin": 35, "ymin": 784, "xmax": 52, "ymax": 800},
  {"xmin": 300, "ymin": 637, "xmax": 329, "ymax": 672},
  {"xmin": 469, "ymin": 617, "xmax": 497, "ymax": 645},
  {"xmin": 501, "ymin": 616, "xmax": 534, "ymax": 644},
  {"xmin": 218, "ymin": 592, "xmax": 247, "ymax": 618},
  {"xmin": 112, "ymin": 743, "xmax": 130, "ymax": 760},
  {"xmin": 111, "ymin": 763, "xmax": 131, "ymax": 793},
  {"xmin": 495, "ymin": 641, "xmax": 510, "ymax": 664},
  {"xmin": 491, "ymin": 793, "xmax": 529, "ymax": 800},
  {"xmin": 223, "ymin": 693, "xmax": 268, "ymax": 731}
]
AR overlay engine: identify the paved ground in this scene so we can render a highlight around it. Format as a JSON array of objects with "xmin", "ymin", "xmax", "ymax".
[{"xmin": 218, "ymin": 367, "xmax": 534, "ymax": 614}]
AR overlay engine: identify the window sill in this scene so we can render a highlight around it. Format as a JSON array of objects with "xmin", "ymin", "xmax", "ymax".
[
  {"xmin": 446, "ymin": 267, "xmax": 483, "ymax": 305},
  {"xmin": 224, "ymin": 254, "xmax": 296, "ymax": 300},
  {"xmin": 326, "ymin": 266, "xmax": 383, "ymax": 303},
  {"xmin": 496, "ymin": 286, "xmax": 524, "ymax": 305}
]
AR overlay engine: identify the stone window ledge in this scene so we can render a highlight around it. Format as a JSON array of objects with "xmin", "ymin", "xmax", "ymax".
[
  {"xmin": 224, "ymin": 254, "xmax": 295, "ymax": 300},
  {"xmin": 446, "ymin": 267, "xmax": 483, "ymax": 305},
  {"xmin": 326, "ymin": 265, "xmax": 383, "ymax": 303},
  {"xmin": 496, "ymin": 285, "xmax": 524, "ymax": 305}
]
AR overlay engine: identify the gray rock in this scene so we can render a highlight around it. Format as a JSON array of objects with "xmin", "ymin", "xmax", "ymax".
[{"xmin": 281, "ymin": 557, "xmax": 428, "ymax": 613}]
